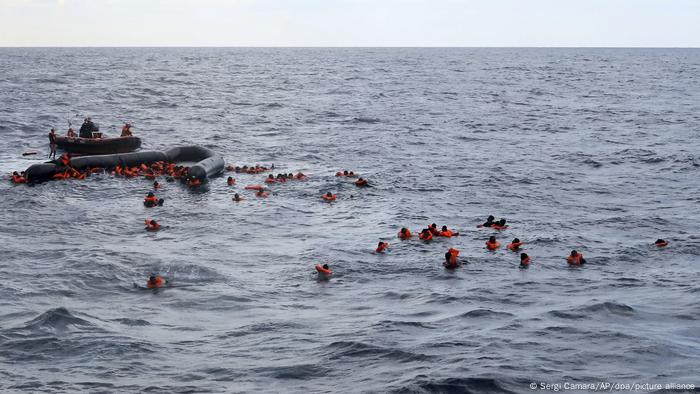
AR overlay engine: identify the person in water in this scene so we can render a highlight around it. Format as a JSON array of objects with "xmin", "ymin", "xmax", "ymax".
[
  {"xmin": 145, "ymin": 219, "xmax": 161, "ymax": 231},
  {"xmin": 355, "ymin": 178, "xmax": 368, "ymax": 187},
  {"xmin": 48, "ymin": 128, "xmax": 57, "ymax": 159},
  {"xmin": 486, "ymin": 235, "xmax": 500, "ymax": 250},
  {"xmin": 144, "ymin": 192, "xmax": 162, "ymax": 207},
  {"xmin": 655, "ymin": 239, "xmax": 668, "ymax": 247},
  {"xmin": 520, "ymin": 253, "xmax": 530, "ymax": 267},
  {"xmin": 480, "ymin": 215, "xmax": 495, "ymax": 228},
  {"xmin": 322, "ymin": 192, "xmax": 336, "ymax": 201},
  {"xmin": 146, "ymin": 274, "xmax": 166, "ymax": 289},
  {"xmin": 438, "ymin": 225, "xmax": 458, "ymax": 237},
  {"xmin": 428, "ymin": 223, "xmax": 439, "ymax": 236},
  {"xmin": 492, "ymin": 218, "xmax": 508, "ymax": 230},
  {"xmin": 153, "ymin": 181, "xmax": 160, "ymax": 189},
  {"xmin": 398, "ymin": 227, "xmax": 412, "ymax": 239},
  {"xmin": 507, "ymin": 238, "xmax": 523, "ymax": 251},
  {"xmin": 444, "ymin": 248, "xmax": 460, "ymax": 268},
  {"xmin": 233, "ymin": 193, "xmax": 243, "ymax": 202},
  {"xmin": 567, "ymin": 250, "xmax": 586, "ymax": 265},
  {"xmin": 227, "ymin": 176, "xmax": 235, "ymax": 186},
  {"xmin": 419, "ymin": 228, "xmax": 433, "ymax": 241},
  {"xmin": 376, "ymin": 241, "xmax": 389, "ymax": 253}
]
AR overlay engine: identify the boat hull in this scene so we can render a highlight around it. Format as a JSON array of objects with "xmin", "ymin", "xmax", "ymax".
[{"xmin": 55, "ymin": 136, "xmax": 142, "ymax": 154}]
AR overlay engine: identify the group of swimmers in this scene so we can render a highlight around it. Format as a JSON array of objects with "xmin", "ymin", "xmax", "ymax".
[{"xmin": 316, "ymin": 214, "xmax": 670, "ymax": 279}]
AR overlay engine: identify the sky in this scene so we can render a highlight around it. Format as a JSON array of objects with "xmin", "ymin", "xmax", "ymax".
[{"xmin": 0, "ymin": 0, "xmax": 699, "ymax": 47}]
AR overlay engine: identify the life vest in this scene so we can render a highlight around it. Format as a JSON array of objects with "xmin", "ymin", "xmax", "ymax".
[
  {"xmin": 567, "ymin": 254, "xmax": 583, "ymax": 265},
  {"xmin": 315, "ymin": 264, "xmax": 332, "ymax": 275},
  {"xmin": 321, "ymin": 194, "xmax": 336, "ymax": 201},
  {"xmin": 11, "ymin": 175, "xmax": 26, "ymax": 184},
  {"xmin": 655, "ymin": 241, "xmax": 668, "ymax": 247},
  {"xmin": 376, "ymin": 242, "xmax": 389, "ymax": 253},
  {"xmin": 264, "ymin": 178, "xmax": 276, "ymax": 183},
  {"xmin": 492, "ymin": 224, "xmax": 508, "ymax": 230},
  {"xmin": 335, "ymin": 172, "xmax": 344, "ymax": 177},
  {"xmin": 444, "ymin": 248, "xmax": 459, "ymax": 268},
  {"xmin": 520, "ymin": 257, "xmax": 531, "ymax": 266},
  {"xmin": 146, "ymin": 276, "xmax": 164, "ymax": 288},
  {"xmin": 52, "ymin": 172, "xmax": 66, "ymax": 180},
  {"xmin": 227, "ymin": 178, "xmax": 235, "ymax": 186},
  {"xmin": 244, "ymin": 184, "xmax": 263, "ymax": 191},
  {"xmin": 507, "ymin": 242, "xmax": 523, "ymax": 251},
  {"xmin": 144, "ymin": 196, "xmax": 158, "ymax": 206},
  {"xmin": 438, "ymin": 230, "xmax": 454, "ymax": 237},
  {"xmin": 398, "ymin": 229, "xmax": 412, "ymax": 239},
  {"xmin": 294, "ymin": 173, "xmax": 307, "ymax": 180},
  {"xmin": 485, "ymin": 240, "xmax": 500, "ymax": 250},
  {"xmin": 256, "ymin": 191, "xmax": 268, "ymax": 198},
  {"xmin": 419, "ymin": 232, "xmax": 433, "ymax": 241},
  {"xmin": 355, "ymin": 179, "xmax": 368, "ymax": 187},
  {"xmin": 59, "ymin": 154, "xmax": 70, "ymax": 166}
]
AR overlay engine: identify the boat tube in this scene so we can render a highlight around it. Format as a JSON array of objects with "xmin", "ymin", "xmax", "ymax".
[
  {"xmin": 54, "ymin": 136, "xmax": 142, "ymax": 155},
  {"xmin": 24, "ymin": 145, "xmax": 224, "ymax": 183}
]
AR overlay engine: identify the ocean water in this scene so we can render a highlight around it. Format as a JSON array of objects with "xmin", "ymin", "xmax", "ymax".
[{"xmin": 1, "ymin": 48, "xmax": 699, "ymax": 393}]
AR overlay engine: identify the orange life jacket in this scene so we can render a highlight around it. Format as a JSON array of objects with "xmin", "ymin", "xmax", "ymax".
[
  {"xmin": 419, "ymin": 232, "xmax": 433, "ymax": 241},
  {"xmin": 486, "ymin": 240, "xmax": 500, "ymax": 250},
  {"xmin": 321, "ymin": 194, "xmax": 336, "ymax": 201},
  {"xmin": 355, "ymin": 179, "xmax": 367, "ymax": 186},
  {"xmin": 521, "ymin": 257, "xmax": 531, "ymax": 266},
  {"xmin": 256, "ymin": 191, "xmax": 268, "ymax": 198},
  {"xmin": 655, "ymin": 241, "xmax": 668, "ymax": 247},
  {"xmin": 492, "ymin": 224, "xmax": 508, "ymax": 230},
  {"xmin": 244, "ymin": 185, "xmax": 263, "ymax": 191},
  {"xmin": 264, "ymin": 178, "xmax": 276, "ymax": 183},
  {"xmin": 398, "ymin": 229, "xmax": 412, "ymax": 239},
  {"xmin": 315, "ymin": 264, "xmax": 332, "ymax": 275},
  {"xmin": 438, "ymin": 230, "xmax": 454, "ymax": 237},
  {"xmin": 189, "ymin": 179, "xmax": 201, "ymax": 187},
  {"xmin": 376, "ymin": 242, "xmax": 389, "ymax": 253},
  {"xmin": 11, "ymin": 175, "xmax": 26, "ymax": 184},
  {"xmin": 146, "ymin": 276, "xmax": 164, "ymax": 288},
  {"xmin": 567, "ymin": 254, "xmax": 583, "ymax": 265},
  {"xmin": 335, "ymin": 172, "xmax": 344, "ymax": 177},
  {"xmin": 59, "ymin": 154, "xmax": 70, "ymax": 166},
  {"xmin": 144, "ymin": 196, "xmax": 158, "ymax": 204},
  {"xmin": 507, "ymin": 242, "xmax": 523, "ymax": 251}
]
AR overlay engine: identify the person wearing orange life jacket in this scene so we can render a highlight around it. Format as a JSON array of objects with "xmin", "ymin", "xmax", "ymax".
[
  {"xmin": 419, "ymin": 228, "xmax": 433, "ymax": 241},
  {"xmin": 444, "ymin": 248, "xmax": 460, "ymax": 268},
  {"xmin": 232, "ymin": 193, "xmax": 243, "ymax": 202},
  {"xmin": 347, "ymin": 171, "xmax": 357, "ymax": 178},
  {"xmin": 654, "ymin": 239, "xmax": 668, "ymax": 248},
  {"xmin": 520, "ymin": 253, "xmax": 531, "ymax": 267},
  {"xmin": 146, "ymin": 274, "xmax": 167, "ymax": 289},
  {"xmin": 265, "ymin": 174, "xmax": 276, "ymax": 183},
  {"xmin": 144, "ymin": 192, "xmax": 162, "ymax": 207},
  {"xmin": 227, "ymin": 176, "xmax": 235, "ymax": 186},
  {"xmin": 485, "ymin": 236, "xmax": 500, "ymax": 250},
  {"xmin": 491, "ymin": 218, "xmax": 508, "ymax": 230},
  {"xmin": 335, "ymin": 170, "xmax": 347, "ymax": 177},
  {"xmin": 153, "ymin": 181, "xmax": 161, "ymax": 189},
  {"xmin": 566, "ymin": 250, "xmax": 586, "ymax": 265},
  {"xmin": 438, "ymin": 225, "xmax": 459, "ymax": 237},
  {"xmin": 315, "ymin": 263, "xmax": 332, "ymax": 277},
  {"xmin": 376, "ymin": 241, "xmax": 389, "ymax": 253},
  {"xmin": 398, "ymin": 227, "xmax": 412, "ymax": 240},
  {"xmin": 428, "ymin": 223, "xmax": 440, "ymax": 236},
  {"xmin": 10, "ymin": 171, "xmax": 27, "ymax": 184},
  {"xmin": 507, "ymin": 238, "xmax": 524, "ymax": 251},
  {"xmin": 355, "ymin": 178, "xmax": 368, "ymax": 187},
  {"xmin": 294, "ymin": 172, "xmax": 307, "ymax": 180},
  {"xmin": 188, "ymin": 177, "xmax": 202, "ymax": 187},
  {"xmin": 145, "ymin": 219, "xmax": 161, "ymax": 231},
  {"xmin": 256, "ymin": 190, "xmax": 268, "ymax": 198},
  {"xmin": 477, "ymin": 215, "xmax": 495, "ymax": 228},
  {"xmin": 58, "ymin": 153, "xmax": 71, "ymax": 167},
  {"xmin": 321, "ymin": 192, "xmax": 336, "ymax": 202}
]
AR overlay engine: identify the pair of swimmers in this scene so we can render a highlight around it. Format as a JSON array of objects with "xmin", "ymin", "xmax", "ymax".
[
  {"xmin": 335, "ymin": 170, "xmax": 357, "ymax": 177},
  {"xmin": 478, "ymin": 215, "xmax": 508, "ymax": 230}
]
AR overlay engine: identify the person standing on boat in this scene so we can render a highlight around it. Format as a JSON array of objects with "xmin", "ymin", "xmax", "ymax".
[
  {"xmin": 66, "ymin": 125, "xmax": 76, "ymax": 137},
  {"xmin": 48, "ymin": 128, "xmax": 57, "ymax": 159},
  {"xmin": 121, "ymin": 123, "xmax": 133, "ymax": 137},
  {"xmin": 79, "ymin": 117, "xmax": 98, "ymax": 138}
]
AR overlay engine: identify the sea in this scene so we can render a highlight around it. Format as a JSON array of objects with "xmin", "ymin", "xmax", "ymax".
[{"xmin": 1, "ymin": 48, "xmax": 699, "ymax": 393}]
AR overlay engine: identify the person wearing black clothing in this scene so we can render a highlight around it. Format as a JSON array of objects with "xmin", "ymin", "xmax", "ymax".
[{"xmin": 48, "ymin": 128, "xmax": 57, "ymax": 159}]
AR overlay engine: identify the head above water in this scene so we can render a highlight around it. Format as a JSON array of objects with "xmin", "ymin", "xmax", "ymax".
[
  {"xmin": 521, "ymin": 253, "xmax": 528, "ymax": 260},
  {"xmin": 326, "ymin": 192, "xmax": 332, "ymax": 197},
  {"xmin": 489, "ymin": 236, "xmax": 496, "ymax": 242},
  {"xmin": 513, "ymin": 238, "xmax": 520, "ymax": 244},
  {"xmin": 150, "ymin": 220, "xmax": 157, "ymax": 225},
  {"xmin": 570, "ymin": 250, "xmax": 578, "ymax": 257},
  {"xmin": 343, "ymin": 170, "xmax": 348, "ymax": 175},
  {"xmin": 499, "ymin": 218, "xmax": 506, "ymax": 225},
  {"xmin": 441, "ymin": 225, "xmax": 448, "ymax": 231},
  {"xmin": 431, "ymin": 223, "xmax": 437, "ymax": 228},
  {"xmin": 147, "ymin": 192, "xmax": 154, "ymax": 197},
  {"xmin": 487, "ymin": 215, "xmax": 495, "ymax": 221}
]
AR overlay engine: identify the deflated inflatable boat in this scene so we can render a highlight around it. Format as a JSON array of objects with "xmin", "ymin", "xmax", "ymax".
[{"xmin": 25, "ymin": 145, "xmax": 224, "ymax": 183}]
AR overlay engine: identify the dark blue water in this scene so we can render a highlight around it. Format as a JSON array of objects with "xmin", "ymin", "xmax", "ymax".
[{"xmin": 1, "ymin": 48, "xmax": 699, "ymax": 393}]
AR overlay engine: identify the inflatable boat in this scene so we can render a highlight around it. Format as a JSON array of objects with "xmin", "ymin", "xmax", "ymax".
[
  {"xmin": 25, "ymin": 145, "xmax": 224, "ymax": 183},
  {"xmin": 54, "ymin": 136, "xmax": 142, "ymax": 155}
]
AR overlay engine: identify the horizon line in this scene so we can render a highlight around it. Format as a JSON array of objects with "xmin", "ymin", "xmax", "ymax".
[{"xmin": 1, "ymin": 45, "xmax": 699, "ymax": 49}]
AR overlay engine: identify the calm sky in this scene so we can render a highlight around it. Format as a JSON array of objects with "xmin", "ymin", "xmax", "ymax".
[{"xmin": 1, "ymin": 0, "xmax": 698, "ymax": 47}]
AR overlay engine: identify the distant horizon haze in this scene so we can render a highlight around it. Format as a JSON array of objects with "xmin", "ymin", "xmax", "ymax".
[{"xmin": 1, "ymin": 0, "xmax": 699, "ymax": 47}]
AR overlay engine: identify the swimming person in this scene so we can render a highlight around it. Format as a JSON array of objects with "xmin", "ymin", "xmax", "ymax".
[
  {"xmin": 478, "ymin": 215, "xmax": 496, "ymax": 228},
  {"xmin": 398, "ymin": 228, "xmax": 412, "ymax": 239},
  {"xmin": 376, "ymin": 241, "xmax": 389, "ymax": 253},
  {"xmin": 486, "ymin": 236, "xmax": 500, "ymax": 250},
  {"xmin": 145, "ymin": 219, "xmax": 161, "ymax": 231},
  {"xmin": 144, "ymin": 192, "xmax": 160, "ymax": 207},
  {"xmin": 444, "ymin": 248, "xmax": 460, "ymax": 268},
  {"xmin": 233, "ymin": 193, "xmax": 243, "ymax": 202},
  {"xmin": 507, "ymin": 238, "xmax": 523, "ymax": 251},
  {"xmin": 227, "ymin": 176, "xmax": 235, "ymax": 186},
  {"xmin": 567, "ymin": 250, "xmax": 586, "ymax": 265},
  {"xmin": 520, "ymin": 253, "xmax": 530, "ymax": 267},
  {"xmin": 438, "ymin": 225, "xmax": 458, "ymax": 237},
  {"xmin": 655, "ymin": 239, "xmax": 668, "ymax": 247},
  {"xmin": 146, "ymin": 274, "xmax": 166, "ymax": 289}
]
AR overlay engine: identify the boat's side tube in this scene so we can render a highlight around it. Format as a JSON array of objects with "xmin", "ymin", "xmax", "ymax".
[{"xmin": 165, "ymin": 146, "xmax": 224, "ymax": 181}]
